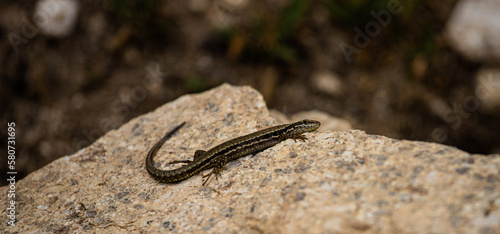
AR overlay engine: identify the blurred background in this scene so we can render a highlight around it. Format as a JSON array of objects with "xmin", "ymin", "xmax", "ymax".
[{"xmin": 1, "ymin": 0, "xmax": 499, "ymax": 185}]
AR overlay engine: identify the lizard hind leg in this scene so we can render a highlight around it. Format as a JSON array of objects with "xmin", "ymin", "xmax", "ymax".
[{"xmin": 201, "ymin": 160, "xmax": 226, "ymax": 186}]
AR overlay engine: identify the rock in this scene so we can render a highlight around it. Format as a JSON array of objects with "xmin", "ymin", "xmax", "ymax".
[
  {"xmin": 1, "ymin": 84, "xmax": 499, "ymax": 233},
  {"xmin": 411, "ymin": 55, "xmax": 428, "ymax": 78},
  {"xmin": 445, "ymin": 0, "xmax": 500, "ymax": 62},
  {"xmin": 206, "ymin": 0, "xmax": 249, "ymax": 27},
  {"xmin": 311, "ymin": 70, "xmax": 342, "ymax": 95},
  {"xmin": 34, "ymin": 0, "xmax": 79, "ymax": 38},
  {"xmin": 475, "ymin": 68, "xmax": 500, "ymax": 112}
]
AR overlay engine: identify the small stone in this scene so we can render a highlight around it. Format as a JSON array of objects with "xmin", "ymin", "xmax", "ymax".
[
  {"xmin": 311, "ymin": 70, "xmax": 342, "ymax": 95},
  {"xmin": 412, "ymin": 56, "xmax": 428, "ymax": 78},
  {"xmin": 475, "ymin": 68, "xmax": 500, "ymax": 111},
  {"xmin": 34, "ymin": 0, "xmax": 79, "ymax": 38},
  {"xmin": 445, "ymin": 0, "xmax": 500, "ymax": 62}
]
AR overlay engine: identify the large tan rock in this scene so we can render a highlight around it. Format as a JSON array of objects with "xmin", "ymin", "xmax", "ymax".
[{"xmin": 1, "ymin": 84, "xmax": 499, "ymax": 233}]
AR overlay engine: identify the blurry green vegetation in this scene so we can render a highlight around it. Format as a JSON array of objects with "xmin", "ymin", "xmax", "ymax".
[
  {"xmin": 278, "ymin": 0, "xmax": 310, "ymax": 39},
  {"xmin": 218, "ymin": 0, "xmax": 311, "ymax": 64},
  {"xmin": 108, "ymin": 0, "xmax": 156, "ymax": 20},
  {"xmin": 214, "ymin": 0, "xmax": 430, "ymax": 66},
  {"xmin": 186, "ymin": 74, "xmax": 208, "ymax": 93},
  {"xmin": 323, "ymin": 0, "xmax": 391, "ymax": 26},
  {"xmin": 323, "ymin": 0, "xmax": 439, "ymax": 65},
  {"xmin": 409, "ymin": 27, "xmax": 440, "ymax": 58},
  {"xmin": 323, "ymin": 0, "xmax": 420, "ymax": 26},
  {"xmin": 108, "ymin": 0, "xmax": 168, "ymax": 38}
]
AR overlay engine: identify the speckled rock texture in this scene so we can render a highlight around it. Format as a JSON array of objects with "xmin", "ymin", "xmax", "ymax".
[{"xmin": 1, "ymin": 84, "xmax": 499, "ymax": 233}]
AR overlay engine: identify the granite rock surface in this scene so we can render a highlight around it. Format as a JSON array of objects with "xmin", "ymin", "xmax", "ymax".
[{"xmin": 1, "ymin": 84, "xmax": 499, "ymax": 233}]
